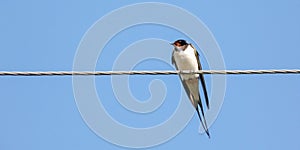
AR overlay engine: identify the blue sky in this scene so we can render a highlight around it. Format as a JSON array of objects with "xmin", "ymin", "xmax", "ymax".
[{"xmin": 1, "ymin": 0, "xmax": 300, "ymax": 150}]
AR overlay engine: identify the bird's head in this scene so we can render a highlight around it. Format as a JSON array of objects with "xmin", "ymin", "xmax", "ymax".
[{"xmin": 171, "ymin": 39, "xmax": 188, "ymax": 51}]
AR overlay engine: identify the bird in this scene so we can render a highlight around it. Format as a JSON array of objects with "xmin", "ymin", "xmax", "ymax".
[{"xmin": 171, "ymin": 39, "xmax": 210, "ymax": 138}]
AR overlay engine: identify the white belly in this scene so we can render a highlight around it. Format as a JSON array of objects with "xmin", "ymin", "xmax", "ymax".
[{"xmin": 173, "ymin": 46, "xmax": 199, "ymax": 80}]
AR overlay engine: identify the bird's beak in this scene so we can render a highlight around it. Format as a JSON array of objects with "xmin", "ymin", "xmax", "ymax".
[{"xmin": 170, "ymin": 43, "xmax": 174, "ymax": 45}]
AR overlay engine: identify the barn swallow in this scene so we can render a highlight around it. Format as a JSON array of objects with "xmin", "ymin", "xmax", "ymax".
[{"xmin": 171, "ymin": 39, "xmax": 210, "ymax": 138}]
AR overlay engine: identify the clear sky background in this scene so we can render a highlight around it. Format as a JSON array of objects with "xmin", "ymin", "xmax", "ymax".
[{"xmin": 1, "ymin": 0, "xmax": 300, "ymax": 150}]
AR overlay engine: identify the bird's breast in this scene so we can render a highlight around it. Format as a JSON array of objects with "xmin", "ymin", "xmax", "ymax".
[{"xmin": 173, "ymin": 49, "xmax": 199, "ymax": 80}]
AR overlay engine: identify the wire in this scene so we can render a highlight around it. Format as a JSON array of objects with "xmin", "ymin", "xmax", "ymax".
[{"xmin": 0, "ymin": 69, "xmax": 300, "ymax": 76}]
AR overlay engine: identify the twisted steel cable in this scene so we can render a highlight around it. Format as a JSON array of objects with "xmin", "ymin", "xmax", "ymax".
[{"xmin": 0, "ymin": 69, "xmax": 300, "ymax": 76}]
